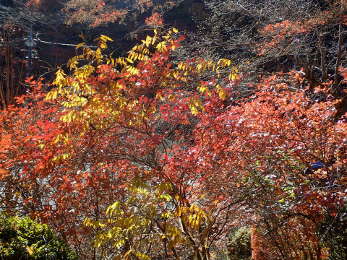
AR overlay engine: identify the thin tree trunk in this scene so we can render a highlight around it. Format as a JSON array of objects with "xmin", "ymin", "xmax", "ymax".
[{"xmin": 333, "ymin": 24, "xmax": 343, "ymax": 85}]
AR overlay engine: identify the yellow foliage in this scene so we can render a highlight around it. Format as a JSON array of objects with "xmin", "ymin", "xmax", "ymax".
[
  {"xmin": 156, "ymin": 41, "xmax": 167, "ymax": 52},
  {"xmin": 216, "ymin": 84, "xmax": 228, "ymax": 100},
  {"xmin": 46, "ymin": 28, "xmax": 238, "ymax": 171},
  {"xmin": 189, "ymin": 98, "xmax": 204, "ymax": 115}
]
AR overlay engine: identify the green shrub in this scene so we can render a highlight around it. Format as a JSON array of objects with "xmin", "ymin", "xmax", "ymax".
[
  {"xmin": 227, "ymin": 226, "xmax": 251, "ymax": 260},
  {"xmin": 0, "ymin": 213, "xmax": 77, "ymax": 259}
]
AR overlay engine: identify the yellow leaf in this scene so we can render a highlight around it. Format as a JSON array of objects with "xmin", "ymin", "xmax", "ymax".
[
  {"xmin": 189, "ymin": 104, "xmax": 199, "ymax": 115},
  {"xmin": 156, "ymin": 41, "xmax": 167, "ymax": 52},
  {"xmin": 100, "ymin": 35, "xmax": 113, "ymax": 42},
  {"xmin": 124, "ymin": 250, "xmax": 133, "ymax": 258},
  {"xmin": 178, "ymin": 62, "xmax": 189, "ymax": 71},
  {"xmin": 218, "ymin": 58, "xmax": 231, "ymax": 67},
  {"xmin": 228, "ymin": 72, "xmax": 238, "ymax": 81},
  {"xmin": 228, "ymin": 67, "xmax": 239, "ymax": 80},
  {"xmin": 53, "ymin": 69, "xmax": 66, "ymax": 87},
  {"xmin": 196, "ymin": 63, "xmax": 203, "ymax": 72},
  {"xmin": 99, "ymin": 42, "xmax": 107, "ymax": 49},
  {"xmin": 75, "ymin": 42, "xmax": 86, "ymax": 49},
  {"xmin": 45, "ymin": 89, "xmax": 58, "ymax": 101},
  {"xmin": 151, "ymin": 36, "xmax": 157, "ymax": 44},
  {"xmin": 60, "ymin": 111, "xmax": 76, "ymax": 123},
  {"xmin": 26, "ymin": 246, "xmax": 34, "ymax": 256},
  {"xmin": 216, "ymin": 85, "xmax": 227, "ymax": 100},
  {"xmin": 126, "ymin": 66, "xmax": 139, "ymax": 75},
  {"xmin": 145, "ymin": 36, "xmax": 152, "ymax": 47},
  {"xmin": 197, "ymin": 85, "xmax": 208, "ymax": 94},
  {"xmin": 126, "ymin": 58, "xmax": 134, "ymax": 64},
  {"xmin": 62, "ymin": 153, "xmax": 70, "ymax": 159},
  {"xmin": 135, "ymin": 251, "xmax": 151, "ymax": 260}
]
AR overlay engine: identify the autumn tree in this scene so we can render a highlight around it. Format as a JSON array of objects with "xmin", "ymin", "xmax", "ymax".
[
  {"xmin": 50, "ymin": 28, "xmax": 346, "ymax": 258},
  {"xmin": 43, "ymin": 28, "xmax": 239, "ymax": 258},
  {"xmin": 0, "ymin": 27, "xmax": 237, "ymax": 258},
  {"xmin": 62, "ymin": 0, "xmax": 182, "ymax": 28},
  {"xmin": 187, "ymin": 70, "xmax": 346, "ymax": 259},
  {"xmin": 181, "ymin": 0, "xmax": 346, "ymax": 87}
]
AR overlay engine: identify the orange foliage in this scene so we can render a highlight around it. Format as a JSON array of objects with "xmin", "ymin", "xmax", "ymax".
[
  {"xmin": 145, "ymin": 12, "xmax": 164, "ymax": 27},
  {"xmin": 0, "ymin": 28, "xmax": 346, "ymax": 258},
  {"xmin": 251, "ymin": 227, "xmax": 269, "ymax": 260},
  {"xmin": 258, "ymin": 10, "xmax": 337, "ymax": 55}
]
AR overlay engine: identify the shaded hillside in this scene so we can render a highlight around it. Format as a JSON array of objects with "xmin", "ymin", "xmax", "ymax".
[{"xmin": 1, "ymin": 0, "xmax": 346, "ymax": 110}]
